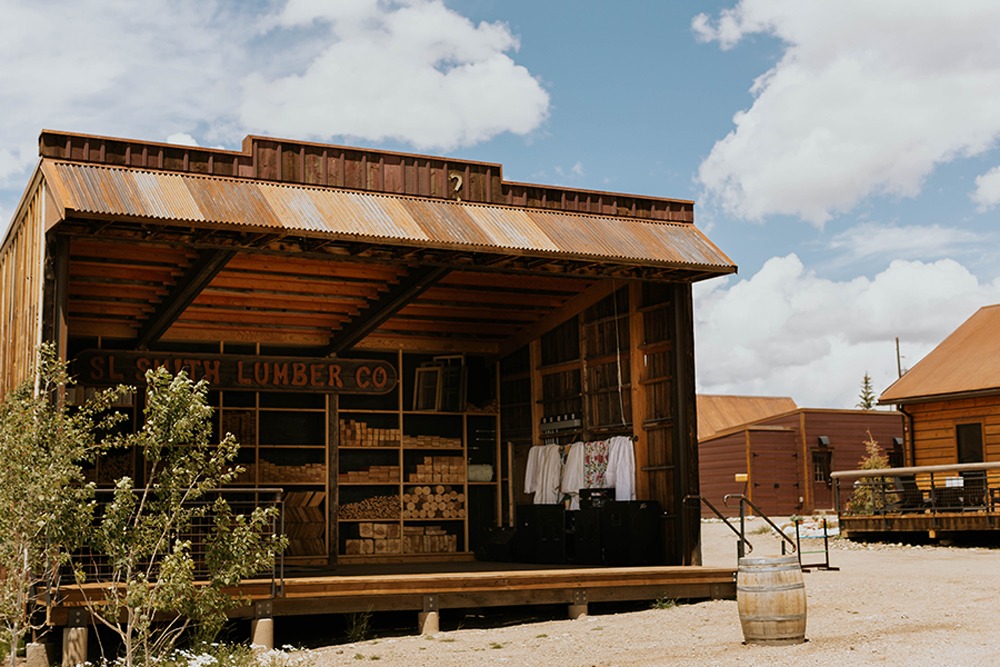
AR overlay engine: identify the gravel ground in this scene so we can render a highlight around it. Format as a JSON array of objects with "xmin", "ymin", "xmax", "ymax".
[{"xmin": 306, "ymin": 518, "xmax": 1000, "ymax": 666}]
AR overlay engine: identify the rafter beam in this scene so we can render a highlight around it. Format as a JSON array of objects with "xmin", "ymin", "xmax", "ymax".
[
  {"xmin": 136, "ymin": 249, "xmax": 237, "ymax": 348},
  {"xmin": 324, "ymin": 265, "xmax": 451, "ymax": 356}
]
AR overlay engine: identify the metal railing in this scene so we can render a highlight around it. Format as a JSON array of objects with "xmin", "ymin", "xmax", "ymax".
[
  {"xmin": 70, "ymin": 487, "xmax": 285, "ymax": 597},
  {"xmin": 831, "ymin": 462, "xmax": 1000, "ymax": 517}
]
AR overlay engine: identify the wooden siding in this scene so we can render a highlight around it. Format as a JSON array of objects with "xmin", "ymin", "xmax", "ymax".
[
  {"xmin": 697, "ymin": 409, "xmax": 904, "ymax": 517},
  {"xmin": 697, "ymin": 431, "xmax": 747, "ymax": 516},
  {"xmin": 909, "ymin": 396, "xmax": 1000, "ymax": 466},
  {"xmin": 0, "ymin": 183, "xmax": 46, "ymax": 398},
  {"xmin": 40, "ymin": 130, "xmax": 695, "ymax": 223}
]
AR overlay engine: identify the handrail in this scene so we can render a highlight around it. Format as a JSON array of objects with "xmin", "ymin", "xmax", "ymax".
[
  {"xmin": 684, "ymin": 494, "xmax": 753, "ymax": 557},
  {"xmin": 724, "ymin": 493, "xmax": 797, "ymax": 554},
  {"xmin": 831, "ymin": 461, "xmax": 1000, "ymax": 479}
]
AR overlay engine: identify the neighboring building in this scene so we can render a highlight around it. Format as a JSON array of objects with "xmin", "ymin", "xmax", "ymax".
[
  {"xmin": 833, "ymin": 305, "xmax": 1000, "ymax": 540},
  {"xmin": 879, "ymin": 304, "xmax": 1000, "ymax": 468},
  {"xmin": 697, "ymin": 395, "xmax": 904, "ymax": 517}
]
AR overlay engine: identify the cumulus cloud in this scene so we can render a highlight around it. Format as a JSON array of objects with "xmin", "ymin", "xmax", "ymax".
[
  {"xmin": 0, "ymin": 1, "xmax": 251, "ymax": 185},
  {"xmin": 240, "ymin": 0, "xmax": 550, "ymax": 150},
  {"xmin": 972, "ymin": 166, "xmax": 1000, "ymax": 211},
  {"xmin": 694, "ymin": 255, "xmax": 1000, "ymax": 407},
  {"xmin": 693, "ymin": 1, "xmax": 1000, "ymax": 224}
]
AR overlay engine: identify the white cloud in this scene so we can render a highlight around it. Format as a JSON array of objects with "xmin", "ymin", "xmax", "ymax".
[
  {"xmin": 240, "ymin": 0, "xmax": 550, "ymax": 151},
  {"xmin": 827, "ymin": 222, "xmax": 988, "ymax": 265},
  {"xmin": 694, "ymin": 254, "xmax": 1000, "ymax": 407},
  {"xmin": 693, "ymin": 2, "xmax": 1000, "ymax": 224},
  {"xmin": 972, "ymin": 165, "xmax": 1000, "ymax": 211}
]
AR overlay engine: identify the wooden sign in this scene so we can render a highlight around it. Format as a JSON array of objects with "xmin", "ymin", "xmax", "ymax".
[{"xmin": 73, "ymin": 350, "xmax": 397, "ymax": 394}]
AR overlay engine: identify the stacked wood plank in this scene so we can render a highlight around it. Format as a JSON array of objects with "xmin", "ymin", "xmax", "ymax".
[
  {"xmin": 407, "ymin": 456, "xmax": 466, "ymax": 483},
  {"xmin": 339, "ymin": 419, "xmax": 400, "ymax": 447},
  {"xmin": 402, "ymin": 525, "xmax": 458, "ymax": 553},
  {"xmin": 343, "ymin": 522, "xmax": 402, "ymax": 555},
  {"xmin": 338, "ymin": 465, "xmax": 401, "ymax": 484},
  {"xmin": 401, "ymin": 485, "xmax": 466, "ymax": 519},
  {"xmin": 284, "ymin": 491, "xmax": 325, "ymax": 556},
  {"xmin": 259, "ymin": 460, "xmax": 325, "ymax": 483},
  {"xmin": 401, "ymin": 434, "xmax": 462, "ymax": 449},
  {"xmin": 338, "ymin": 494, "xmax": 401, "ymax": 520}
]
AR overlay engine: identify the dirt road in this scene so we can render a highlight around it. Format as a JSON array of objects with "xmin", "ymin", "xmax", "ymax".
[{"xmin": 310, "ymin": 518, "xmax": 1000, "ymax": 665}]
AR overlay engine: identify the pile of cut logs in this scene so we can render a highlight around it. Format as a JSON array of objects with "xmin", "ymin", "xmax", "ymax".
[
  {"xmin": 401, "ymin": 485, "xmax": 465, "ymax": 519},
  {"xmin": 338, "ymin": 494, "xmax": 401, "ymax": 520}
]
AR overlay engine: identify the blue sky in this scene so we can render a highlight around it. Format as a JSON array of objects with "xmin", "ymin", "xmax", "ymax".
[{"xmin": 3, "ymin": 0, "xmax": 1000, "ymax": 408}]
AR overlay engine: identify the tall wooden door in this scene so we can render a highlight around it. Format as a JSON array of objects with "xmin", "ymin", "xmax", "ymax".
[{"xmin": 748, "ymin": 431, "xmax": 802, "ymax": 517}]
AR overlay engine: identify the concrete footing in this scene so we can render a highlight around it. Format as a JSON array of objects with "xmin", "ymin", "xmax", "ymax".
[
  {"xmin": 418, "ymin": 610, "xmax": 440, "ymax": 635},
  {"xmin": 62, "ymin": 627, "xmax": 87, "ymax": 667},
  {"xmin": 26, "ymin": 642, "xmax": 52, "ymax": 667},
  {"xmin": 251, "ymin": 617, "xmax": 274, "ymax": 651},
  {"xmin": 568, "ymin": 603, "xmax": 588, "ymax": 619}
]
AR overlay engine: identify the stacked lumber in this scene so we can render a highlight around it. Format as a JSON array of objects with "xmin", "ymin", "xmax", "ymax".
[
  {"xmin": 402, "ymin": 525, "xmax": 458, "ymax": 554},
  {"xmin": 401, "ymin": 485, "xmax": 466, "ymax": 519},
  {"xmin": 338, "ymin": 494, "xmax": 401, "ymax": 520},
  {"xmin": 338, "ymin": 465, "xmax": 401, "ymax": 484},
  {"xmin": 258, "ymin": 460, "xmax": 325, "ymax": 483},
  {"xmin": 339, "ymin": 419, "xmax": 400, "ymax": 447},
  {"xmin": 232, "ymin": 463, "xmax": 256, "ymax": 485},
  {"xmin": 401, "ymin": 434, "xmax": 462, "ymax": 449},
  {"xmin": 407, "ymin": 456, "xmax": 466, "ymax": 483},
  {"xmin": 343, "ymin": 522, "xmax": 402, "ymax": 555},
  {"xmin": 284, "ymin": 491, "xmax": 325, "ymax": 556}
]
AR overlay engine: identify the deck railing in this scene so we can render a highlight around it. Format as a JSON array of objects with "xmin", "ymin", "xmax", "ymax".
[
  {"xmin": 830, "ymin": 462, "xmax": 1000, "ymax": 517},
  {"xmin": 69, "ymin": 487, "xmax": 285, "ymax": 596}
]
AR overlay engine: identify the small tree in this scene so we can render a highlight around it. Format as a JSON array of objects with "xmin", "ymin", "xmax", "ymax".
[
  {"xmin": 74, "ymin": 367, "xmax": 285, "ymax": 667},
  {"xmin": 847, "ymin": 430, "xmax": 891, "ymax": 515},
  {"xmin": 0, "ymin": 344, "xmax": 126, "ymax": 667},
  {"xmin": 856, "ymin": 372, "xmax": 876, "ymax": 410}
]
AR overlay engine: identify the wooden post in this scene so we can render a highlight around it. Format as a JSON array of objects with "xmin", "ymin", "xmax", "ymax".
[{"xmin": 62, "ymin": 627, "xmax": 87, "ymax": 667}]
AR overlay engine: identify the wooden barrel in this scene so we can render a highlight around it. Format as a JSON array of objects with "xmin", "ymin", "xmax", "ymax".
[{"xmin": 736, "ymin": 555, "xmax": 806, "ymax": 645}]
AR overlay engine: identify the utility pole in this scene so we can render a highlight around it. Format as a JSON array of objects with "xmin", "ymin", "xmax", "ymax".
[{"xmin": 895, "ymin": 337, "xmax": 903, "ymax": 378}]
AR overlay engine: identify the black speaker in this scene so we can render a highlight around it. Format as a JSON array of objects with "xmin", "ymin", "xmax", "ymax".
[
  {"xmin": 475, "ymin": 526, "xmax": 517, "ymax": 561},
  {"xmin": 601, "ymin": 500, "xmax": 661, "ymax": 566},
  {"xmin": 567, "ymin": 508, "xmax": 603, "ymax": 565}
]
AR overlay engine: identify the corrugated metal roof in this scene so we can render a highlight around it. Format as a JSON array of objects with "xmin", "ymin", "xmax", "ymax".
[
  {"xmin": 879, "ymin": 304, "xmax": 1000, "ymax": 404},
  {"xmin": 697, "ymin": 394, "xmax": 798, "ymax": 441},
  {"xmin": 41, "ymin": 161, "xmax": 735, "ymax": 273}
]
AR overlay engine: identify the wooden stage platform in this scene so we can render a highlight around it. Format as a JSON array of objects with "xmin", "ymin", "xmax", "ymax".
[{"xmin": 51, "ymin": 563, "xmax": 737, "ymax": 626}]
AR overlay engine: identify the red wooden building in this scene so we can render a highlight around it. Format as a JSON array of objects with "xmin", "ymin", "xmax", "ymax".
[{"xmin": 697, "ymin": 395, "xmax": 904, "ymax": 517}]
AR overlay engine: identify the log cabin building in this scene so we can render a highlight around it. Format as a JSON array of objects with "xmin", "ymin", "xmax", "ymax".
[
  {"xmin": 835, "ymin": 305, "xmax": 1000, "ymax": 539},
  {"xmin": 0, "ymin": 130, "xmax": 738, "ymax": 645}
]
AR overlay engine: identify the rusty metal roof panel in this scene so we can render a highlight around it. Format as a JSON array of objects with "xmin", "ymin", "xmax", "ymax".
[
  {"xmin": 41, "ymin": 161, "xmax": 735, "ymax": 272},
  {"xmin": 879, "ymin": 304, "xmax": 1000, "ymax": 404}
]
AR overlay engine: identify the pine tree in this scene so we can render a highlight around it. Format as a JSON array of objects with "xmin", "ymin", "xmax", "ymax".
[{"xmin": 856, "ymin": 372, "xmax": 876, "ymax": 410}]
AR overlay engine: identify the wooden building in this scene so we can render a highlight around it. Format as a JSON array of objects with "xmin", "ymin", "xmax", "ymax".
[
  {"xmin": 835, "ymin": 304, "xmax": 1000, "ymax": 539},
  {"xmin": 697, "ymin": 395, "xmax": 904, "ymax": 517},
  {"xmin": 0, "ymin": 131, "xmax": 740, "ymax": 639}
]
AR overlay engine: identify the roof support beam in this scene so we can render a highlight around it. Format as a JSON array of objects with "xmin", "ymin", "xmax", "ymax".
[
  {"xmin": 498, "ymin": 279, "xmax": 618, "ymax": 358},
  {"xmin": 136, "ymin": 249, "xmax": 237, "ymax": 348},
  {"xmin": 324, "ymin": 265, "xmax": 451, "ymax": 356}
]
